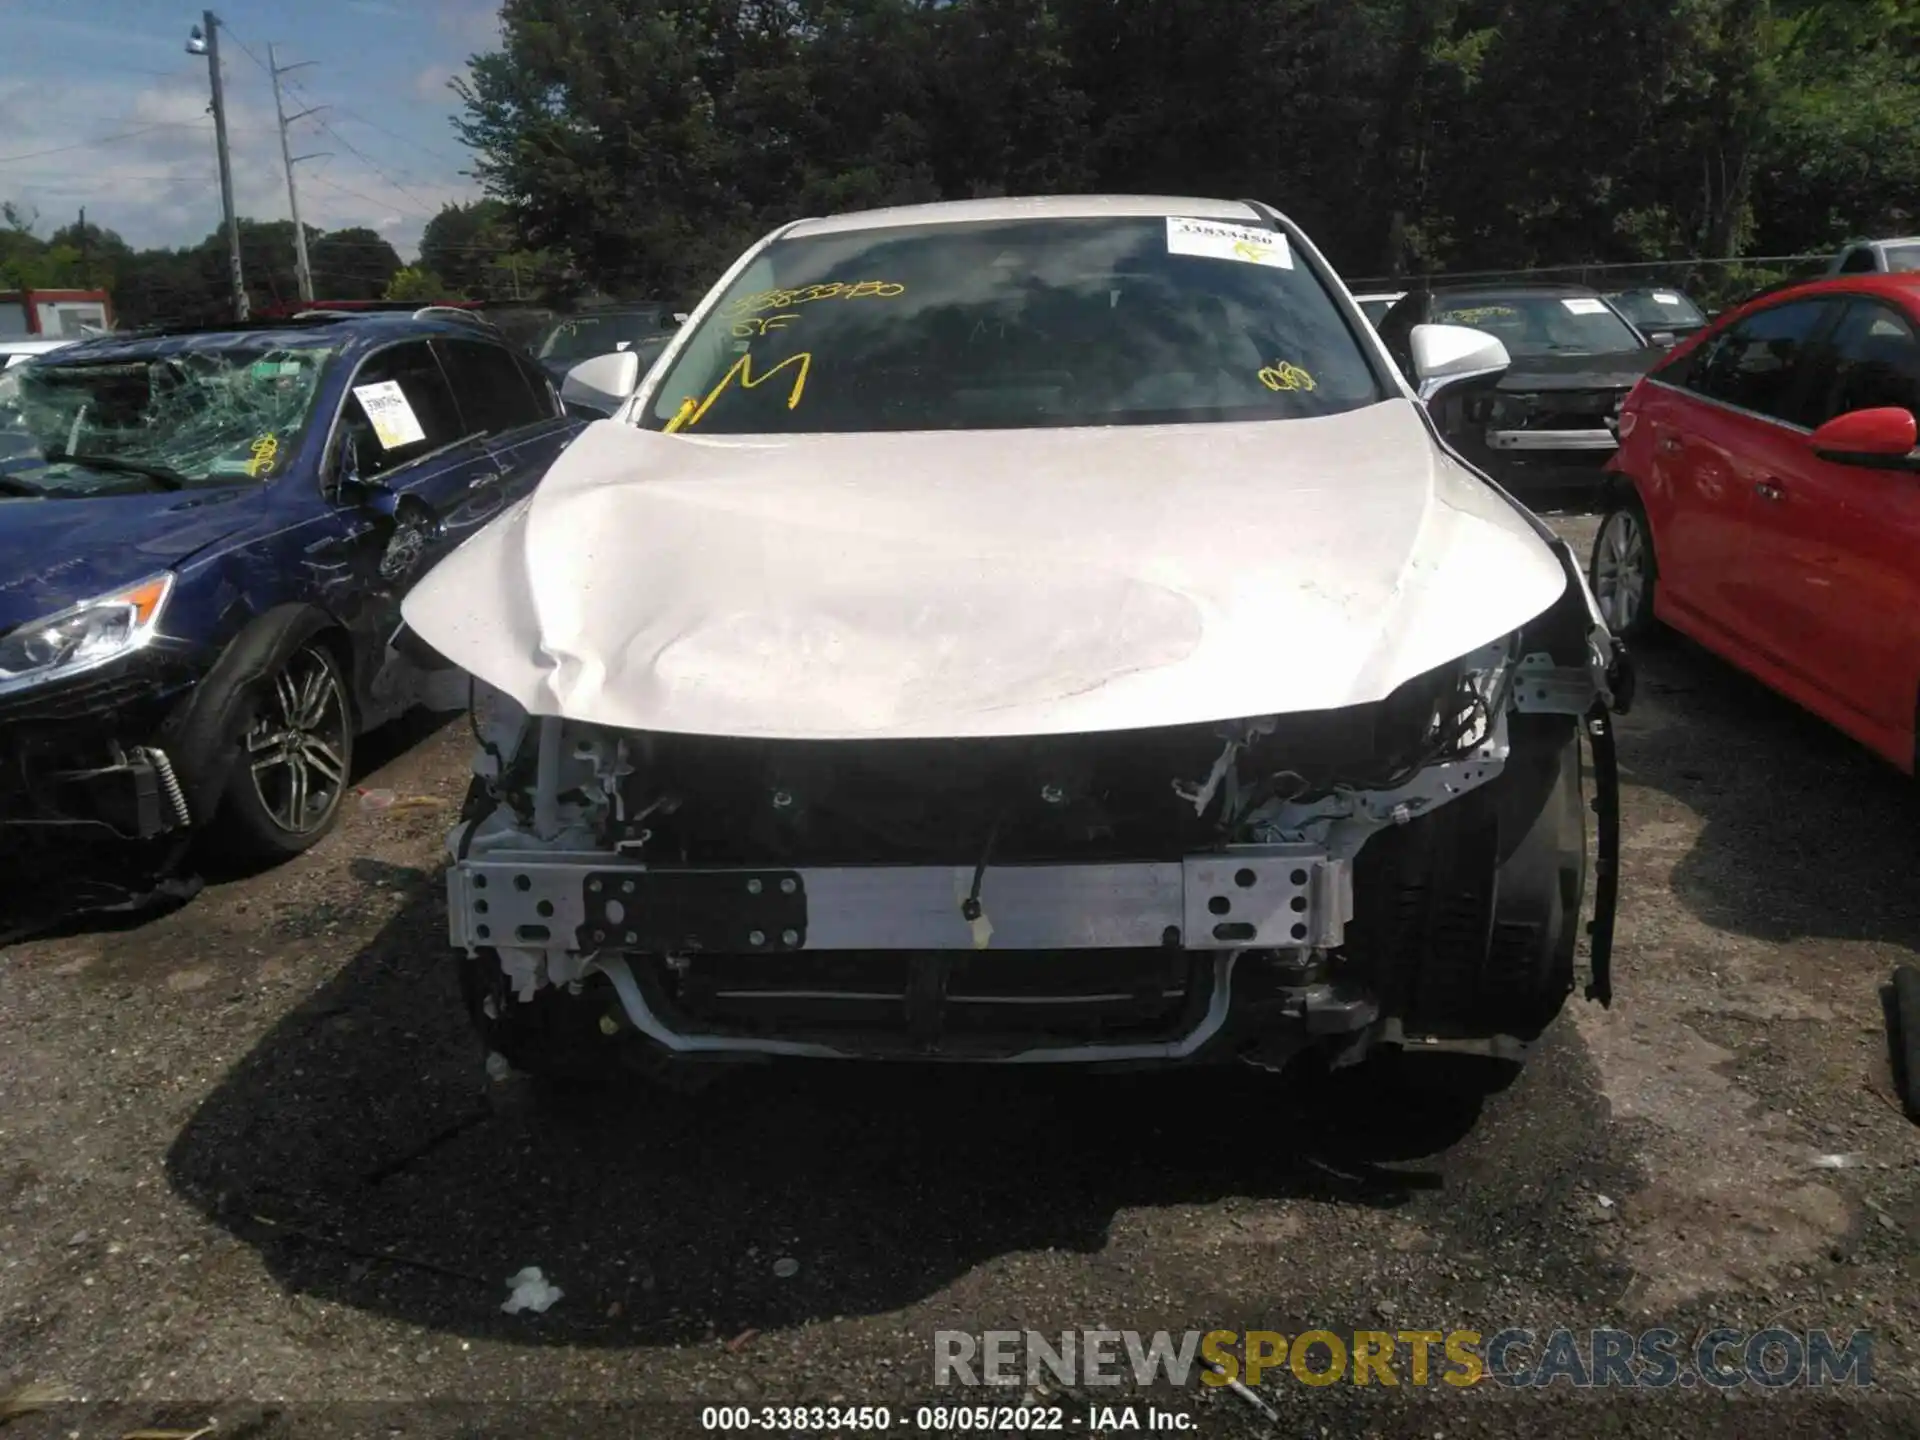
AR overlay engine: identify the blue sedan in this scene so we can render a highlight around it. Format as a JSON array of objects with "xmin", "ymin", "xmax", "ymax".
[{"xmin": 0, "ymin": 309, "xmax": 585, "ymax": 902}]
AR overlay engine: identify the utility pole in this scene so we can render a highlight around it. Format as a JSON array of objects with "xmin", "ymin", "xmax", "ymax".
[
  {"xmin": 268, "ymin": 43, "xmax": 327, "ymax": 303},
  {"xmin": 78, "ymin": 206, "xmax": 90, "ymax": 288},
  {"xmin": 189, "ymin": 12, "xmax": 247, "ymax": 320}
]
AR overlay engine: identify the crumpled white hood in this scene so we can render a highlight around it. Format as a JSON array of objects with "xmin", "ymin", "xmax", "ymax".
[{"xmin": 401, "ymin": 402, "xmax": 1566, "ymax": 739}]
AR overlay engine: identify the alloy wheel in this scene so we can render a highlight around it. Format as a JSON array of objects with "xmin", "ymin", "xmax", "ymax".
[
  {"xmin": 245, "ymin": 644, "xmax": 350, "ymax": 835},
  {"xmin": 1593, "ymin": 510, "xmax": 1649, "ymax": 634}
]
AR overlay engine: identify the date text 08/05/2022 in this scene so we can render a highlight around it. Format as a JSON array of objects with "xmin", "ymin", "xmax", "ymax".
[{"xmin": 700, "ymin": 1404, "xmax": 1190, "ymax": 1432}]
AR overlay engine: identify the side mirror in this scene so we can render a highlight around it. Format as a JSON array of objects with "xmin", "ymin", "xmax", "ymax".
[
  {"xmin": 1650, "ymin": 331, "xmax": 1677, "ymax": 348},
  {"xmin": 334, "ymin": 432, "xmax": 399, "ymax": 515},
  {"xmin": 1408, "ymin": 322, "xmax": 1511, "ymax": 404},
  {"xmin": 560, "ymin": 350, "xmax": 643, "ymax": 417},
  {"xmin": 1810, "ymin": 407, "xmax": 1920, "ymax": 469}
]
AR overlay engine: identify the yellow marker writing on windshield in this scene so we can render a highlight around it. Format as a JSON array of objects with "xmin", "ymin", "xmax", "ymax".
[
  {"xmin": 724, "ymin": 281, "xmax": 905, "ymax": 318},
  {"xmin": 664, "ymin": 396, "xmax": 700, "ymax": 434},
  {"xmin": 1233, "ymin": 239, "xmax": 1276, "ymax": 263},
  {"xmin": 1258, "ymin": 360, "xmax": 1316, "ymax": 393},
  {"xmin": 730, "ymin": 312, "xmax": 803, "ymax": 338},
  {"xmin": 680, "ymin": 351, "xmax": 814, "ymax": 430},
  {"xmin": 245, "ymin": 432, "xmax": 280, "ymax": 477}
]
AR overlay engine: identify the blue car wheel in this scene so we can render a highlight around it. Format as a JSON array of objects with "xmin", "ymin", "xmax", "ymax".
[{"xmin": 212, "ymin": 638, "xmax": 354, "ymax": 858}]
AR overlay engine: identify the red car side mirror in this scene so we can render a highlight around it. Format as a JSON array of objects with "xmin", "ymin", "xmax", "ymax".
[{"xmin": 1810, "ymin": 406, "xmax": 1920, "ymax": 468}]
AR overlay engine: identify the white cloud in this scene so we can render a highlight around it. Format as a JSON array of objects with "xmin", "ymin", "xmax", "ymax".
[
  {"xmin": 0, "ymin": 71, "xmax": 479, "ymax": 262},
  {"xmin": 414, "ymin": 64, "xmax": 457, "ymax": 102}
]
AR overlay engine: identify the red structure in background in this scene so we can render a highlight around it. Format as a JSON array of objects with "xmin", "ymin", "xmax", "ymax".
[{"xmin": 0, "ymin": 287, "xmax": 115, "ymax": 336}]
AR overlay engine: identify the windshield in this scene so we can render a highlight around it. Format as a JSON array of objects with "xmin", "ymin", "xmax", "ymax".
[
  {"xmin": 0, "ymin": 339, "xmax": 334, "ymax": 495},
  {"xmin": 1607, "ymin": 290, "xmax": 1707, "ymax": 330},
  {"xmin": 644, "ymin": 216, "xmax": 1384, "ymax": 434},
  {"xmin": 537, "ymin": 311, "xmax": 674, "ymax": 364},
  {"xmin": 1431, "ymin": 294, "xmax": 1645, "ymax": 357}
]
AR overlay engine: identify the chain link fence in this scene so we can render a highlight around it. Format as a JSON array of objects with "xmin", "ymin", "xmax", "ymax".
[{"xmin": 1346, "ymin": 253, "xmax": 1834, "ymax": 313}]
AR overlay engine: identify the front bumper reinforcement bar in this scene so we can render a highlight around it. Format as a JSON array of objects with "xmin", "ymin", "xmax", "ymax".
[{"xmin": 447, "ymin": 844, "xmax": 1352, "ymax": 956}]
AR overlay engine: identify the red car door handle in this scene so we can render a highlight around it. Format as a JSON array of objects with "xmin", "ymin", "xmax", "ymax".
[{"xmin": 1756, "ymin": 478, "xmax": 1785, "ymax": 501}]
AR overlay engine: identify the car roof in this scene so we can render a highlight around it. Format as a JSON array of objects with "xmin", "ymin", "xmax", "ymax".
[
  {"xmin": 544, "ymin": 306, "xmax": 668, "ymax": 320},
  {"xmin": 1729, "ymin": 271, "xmax": 1920, "ymax": 312},
  {"xmin": 782, "ymin": 194, "xmax": 1268, "ymax": 238},
  {"xmin": 28, "ymin": 310, "xmax": 503, "ymax": 365},
  {"xmin": 1425, "ymin": 281, "xmax": 1605, "ymax": 301}
]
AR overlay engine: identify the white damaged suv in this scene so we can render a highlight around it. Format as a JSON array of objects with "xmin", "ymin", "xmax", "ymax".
[{"xmin": 401, "ymin": 195, "xmax": 1633, "ymax": 1097}]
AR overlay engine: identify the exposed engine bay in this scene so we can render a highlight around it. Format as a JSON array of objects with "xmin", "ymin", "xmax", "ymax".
[{"xmin": 442, "ymin": 539, "xmax": 1629, "ymax": 1080}]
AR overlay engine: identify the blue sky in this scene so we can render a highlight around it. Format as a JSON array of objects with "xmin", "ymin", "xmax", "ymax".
[{"xmin": 0, "ymin": 0, "xmax": 501, "ymax": 260}]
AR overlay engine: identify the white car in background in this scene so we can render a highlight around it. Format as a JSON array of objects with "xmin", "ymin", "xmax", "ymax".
[
  {"xmin": 402, "ymin": 194, "xmax": 1632, "ymax": 1108},
  {"xmin": 1828, "ymin": 236, "xmax": 1920, "ymax": 274}
]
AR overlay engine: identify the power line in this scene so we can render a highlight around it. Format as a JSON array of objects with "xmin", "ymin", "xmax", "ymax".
[
  {"xmin": 325, "ymin": 103, "xmax": 470, "ymax": 173},
  {"xmin": 217, "ymin": 23, "xmax": 273, "ymax": 78},
  {"xmin": 0, "ymin": 122, "xmax": 211, "ymax": 167},
  {"xmin": 217, "ymin": 25, "xmax": 466, "ymax": 219},
  {"xmin": 305, "ymin": 113, "xmax": 442, "ymax": 215},
  {"xmin": 261, "ymin": 67, "xmax": 445, "ymax": 216},
  {"xmin": 302, "ymin": 171, "xmax": 427, "ymax": 217},
  {"xmin": 19, "ymin": 174, "xmax": 219, "ymax": 192}
]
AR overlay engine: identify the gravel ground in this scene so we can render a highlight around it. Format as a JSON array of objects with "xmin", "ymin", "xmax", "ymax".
[{"xmin": 3, "ymin": 509, "xmax": 1919, "ymax": 1439}]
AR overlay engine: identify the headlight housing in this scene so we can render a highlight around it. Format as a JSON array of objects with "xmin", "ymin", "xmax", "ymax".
[{"xmin": 0, "ymin": 572, "xmax": 176, "ymax": 697}]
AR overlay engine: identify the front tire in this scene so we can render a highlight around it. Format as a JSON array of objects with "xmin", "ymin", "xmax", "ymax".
[
  {"xmin": 1590, "ymin": 491, "xmax": 1659, "ymax": 640},
  {"xmin": 1343, "ymin": 716, "xmax": 1587, "ymax": 1100},
  {"xmin": 208, "ymin": 639, "xmax": 354, "ymax": 860}
]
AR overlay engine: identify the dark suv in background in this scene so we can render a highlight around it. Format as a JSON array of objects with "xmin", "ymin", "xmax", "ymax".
[
  {"xmin": 530, "ymin": 304, "xmax": 685, "ymax": 389},
  {"xmin": 1376, "ymin": 283, "xmax": 1666, "ymax": 504}
]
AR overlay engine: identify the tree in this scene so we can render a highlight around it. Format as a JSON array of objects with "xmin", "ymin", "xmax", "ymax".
[
  {"xmin": 454, "ymin": 0, "xmax": 764, "ymax": 298},
  {"xmin": 13, "ymin": 0, "xmax": 1914, "ymax": 330},
  {"xmin": 384, "ymin": 265, "xmax": 451, "ymax": 301},
  {"xmin": 46, "ymin": 218, "xmax": 132, "ymax": 290},
  {"xmin": 0, "ymin": 202, "xmax": 85, "ymax": 289},
  {"xmin": 418, "ymin": 198, "xmax": 504, "ymax": 297},
  {"xmin": 308, "ymin": 227, "xmax": 404, "ymax": 300}
]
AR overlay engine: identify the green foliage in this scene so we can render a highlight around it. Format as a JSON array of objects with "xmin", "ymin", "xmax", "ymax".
[
  {"xmin": 309, "ymin": 226, "xmax": 406, "ymax": 300},
  {"xmin": 384, "ymin": 265, "xmax": 451, "ymax": 302},
  {"xmin": 0, "ymin": 208, "xmax": 404, "ymax": 325},
  {"xmin": 9, "ymin": 0, "xmax": 1917, "ymax": 323},
  {"xmin": 446, "ymin": 0, "xmax": 1920, "ymax": 296},
  {"xmin": 1, "ymin": 203, "xmax": 86, "ymax": 290},
  {"xmin": 419, "ymin": 199, "xmax": 573, "ymax": 301}
]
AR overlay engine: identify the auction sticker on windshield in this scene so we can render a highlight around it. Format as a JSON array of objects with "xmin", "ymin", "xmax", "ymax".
[
  {"xmin": 1166, "ymin": 217, "xmax": 1292, "ymax": 269},
  {"xmin": 1562, "ymin": 298, "xmax": 1609, "ymax": 315},
  {"xmin": 353, "ymin": 380, "xmax": 427, "ymax": 449}
]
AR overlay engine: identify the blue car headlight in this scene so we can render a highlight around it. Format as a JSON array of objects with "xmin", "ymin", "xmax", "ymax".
[{"xmin": 0, "ymin": 571, "xmax": 176, "ymax": 697}]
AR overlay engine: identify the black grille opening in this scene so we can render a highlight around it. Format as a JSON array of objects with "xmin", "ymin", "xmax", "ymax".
[{"xmin": 635, "ymin": 947, "xmax": 1209, "ymax": 1053}]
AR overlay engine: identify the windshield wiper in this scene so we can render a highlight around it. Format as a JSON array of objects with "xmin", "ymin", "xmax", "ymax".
[{"xmin": 44, "ymin": 450, "xmax": 188, "ymax": 490}]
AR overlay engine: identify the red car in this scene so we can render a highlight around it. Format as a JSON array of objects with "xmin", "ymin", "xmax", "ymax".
[{"xmin": 1590, "ymin": 273, "xmax": 1920, "ymax": 770}]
